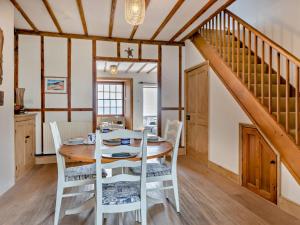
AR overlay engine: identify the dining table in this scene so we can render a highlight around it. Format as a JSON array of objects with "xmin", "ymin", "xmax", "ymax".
[{"xmin": 59, "ymin": 138, "xmax": 173, "ymax": 216}]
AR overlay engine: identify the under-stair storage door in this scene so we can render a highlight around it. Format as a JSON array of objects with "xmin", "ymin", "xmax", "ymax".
[
  {"xmin": 185, "ymin": 63, "xmax": 208, "ymax": 162},
  {"xmin": 242, "ymin": 126, "xmax": 277, "ymax": 203}
]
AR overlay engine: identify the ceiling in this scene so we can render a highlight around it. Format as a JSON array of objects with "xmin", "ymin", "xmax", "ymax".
[
  {"xmin": 13, "ymin": 0, "xmax": 230, "ymax": 42},
  {"xmin": 97, "ymin": 61, "xmax": 157, "ymax": 74}
]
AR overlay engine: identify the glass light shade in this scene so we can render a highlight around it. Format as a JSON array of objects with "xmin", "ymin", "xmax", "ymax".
[
  {"xmin": 125, "ymin": 0, "xmax": 145, "ymax": 26},
  {"xmin": 110, "ymin": 65, "xmax": 118, "ymax": 75}
]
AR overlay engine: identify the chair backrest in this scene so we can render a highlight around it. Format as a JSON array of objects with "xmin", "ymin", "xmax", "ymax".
[
  {"xmin": 95, "ymin": 129, "xmax": 148, "ymax": 210},
  {"xmin": 163, "ymin": 120, "xmax": 183, "ymax": 171},
  {"xmin": 49, "ymin": 121, "xmax": 66, "ymax": 179}
]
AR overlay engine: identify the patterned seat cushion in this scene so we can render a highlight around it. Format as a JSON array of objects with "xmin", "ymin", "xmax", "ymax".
[
  {"xmin": 131, "ymin": 163, "xmax": 172, "ymax": 177},
  {"xmin": 65, "ymin": 164, "xmax": 107, "ymax": 181},
  {"xmin": 102, "ymin": 182, "xmax": 140, "ymax": 205}
]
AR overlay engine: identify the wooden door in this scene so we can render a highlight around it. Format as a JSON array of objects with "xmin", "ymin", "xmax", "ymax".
[
  {"xmin": 185, "ymin": 62, "xmax": 208, "ymax": 162},
  {"xmin": 24, "ymin": 121, "xmax": 35, "ymax": 170},
  {"xmin": 242, "ymin": 126, "xmax": 277, "ymax": 203},
  {"xmin": 15, "ymin": 121, "xmax": 26, "ymax": 179}
]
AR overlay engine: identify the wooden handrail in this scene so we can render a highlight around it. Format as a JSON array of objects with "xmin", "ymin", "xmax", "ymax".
[{"xmin": 224, "ymin": 9, "xmax": 300, "ymax": 67}]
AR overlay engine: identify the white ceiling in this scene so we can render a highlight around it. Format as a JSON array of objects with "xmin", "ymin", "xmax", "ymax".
[
  {"xmin": 13, "ymin": 0, "xmax": 229, "ymax": 42},
  {"xmin": 97, "ymin": 61, "xmax": 157, "ymax": 74}
]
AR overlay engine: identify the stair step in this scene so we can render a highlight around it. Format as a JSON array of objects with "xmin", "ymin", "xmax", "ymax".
[
  {"xmin": 232, "ymin": 63, "xmax": 269, "ymax": 73},
  {"xmin": 244, "ymin": 73, "xmax": 278, "ymax": 84},
  {"xmin": 211, "ymin": 40, "xmax": 241, "ymax": 48},
  {"xmin": 272, "ymin": 112, "xmax": 300, "ymax": 129},
  {"xmin": 223, "ymin": 54, "xmax": 255, "ymax": 63},
  {"xmin": 250, "ymin": 84, "xmax": 288, "ymax": 97},
  {"xmin": 259, "ymin": 97, "xmax": 296, "ymax": 112}
]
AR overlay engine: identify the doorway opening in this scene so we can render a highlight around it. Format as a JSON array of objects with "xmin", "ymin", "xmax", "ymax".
[{"xmin": 143, "ymin": 85, "xmax": 158, "ymax": 135}]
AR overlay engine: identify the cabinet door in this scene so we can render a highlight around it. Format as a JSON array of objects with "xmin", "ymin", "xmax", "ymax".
[
  {"xmin": 242, "ymin": 126, "xmax": 277, "ymax": 203},
  {"xmin": 24, "ymin": 122, "xmax": 35, "ymax": 169},
  {"xmin": 15, "ymin": 122, "xmax": 26, "ymax": 179}
]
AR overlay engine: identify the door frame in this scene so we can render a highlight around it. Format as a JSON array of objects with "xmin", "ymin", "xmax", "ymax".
[
  {"xmin": 184, "ymin": 61, "xmax": 209, "ymax": 159},
  {"xmin": 239, "ymin": 123, "xmax": 280, "ymax": 204}
]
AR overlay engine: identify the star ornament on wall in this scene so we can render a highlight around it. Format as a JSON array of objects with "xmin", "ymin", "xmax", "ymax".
[{"xmin": 125, "ymin": 47, "xmax": 134, "ymax": 58}]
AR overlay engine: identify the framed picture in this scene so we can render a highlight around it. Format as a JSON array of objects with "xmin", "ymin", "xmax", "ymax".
[{"xmin": 45, "ymin": 77, "xmax": 67, "ymax": 94}]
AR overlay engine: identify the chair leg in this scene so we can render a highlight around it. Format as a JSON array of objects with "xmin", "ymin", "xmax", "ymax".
[
  {"xmin": 95, "ymin": 211, "xmax": 103, "ymax": 225},
  {"xmin": 54, "ymin": 183, "xmax": 64, "ymax": 225},
  {"xmin": 172, "ymin": 176, "xmax": 180, "ymax": 213},
  {"xmin": 141, "ymin": 206, "xmax": 147, "ymax": 225},
  {"xmin": 163, "ymin": 181, "xmax": 169, "ymax": 199}
]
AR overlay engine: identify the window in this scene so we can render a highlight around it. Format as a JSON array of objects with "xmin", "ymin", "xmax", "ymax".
[{"xmin": 97, "ymin": 82, "xmax": 124, "ymax": 115}]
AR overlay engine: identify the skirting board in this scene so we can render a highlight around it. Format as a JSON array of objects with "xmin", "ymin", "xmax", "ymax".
[
  {"xmin": 278, "ymin": 196, "xmax": 300, "ymax": 220},
  {"xmin": 208, "ymin": 160, "xmax": 240, "ymax": 185}
]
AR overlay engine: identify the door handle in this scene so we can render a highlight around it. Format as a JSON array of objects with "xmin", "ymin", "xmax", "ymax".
[{"xmin": 186, "ymin": 115, "xmax": 190, "ymax": 121}]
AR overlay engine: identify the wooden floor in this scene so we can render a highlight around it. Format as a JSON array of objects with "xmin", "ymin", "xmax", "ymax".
[{"xmin": 0, "ymin": 157, "xmax": 299, "ymax": 225}]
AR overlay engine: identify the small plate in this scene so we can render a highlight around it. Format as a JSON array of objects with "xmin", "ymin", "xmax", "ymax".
[
  {"xmin": 102, "ymin": 153, "xmax": 138, "ymax": 158},
  {"xmin": 63, "ymin": 141, "xmax": 83, "ymax": 146},
  {"xmin": 103, "ymin": 139, "xmax": 121, "ymax": 146},
  {"xmin": 148, "ymin": 137, "xmax": 165, "ymax": 143}
]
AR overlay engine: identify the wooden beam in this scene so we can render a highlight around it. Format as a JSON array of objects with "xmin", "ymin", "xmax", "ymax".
[
  {"xmin": 14, "ymin": 34, "xmax": 19, "ymax": 89},
  {"xmin": 147, "ymin": 65, "xmax": 157, "ymax": 74},
  {"xmin": 76, "ymin": 0, "xmax": 88, "ymax": 35},
  {"xmin": 137, "ymin": 63, "xmax": 148, "ymax": 73},
  {"xmin": 108, "ymin": 0, "xmax": 117, "ymax": 37},
  {"xmin": 179, "ymin": 46, "xmax": 182, "ymax": 121},
  {"xmin": 169, "ymin": 0, "xmax": 217, "ymax": 42},
  {"xmin": 157, "ymin": 45, "xmax": 162, "ymax": 136},
  {"xmin": 129, "ymin": 0, "xmax": 151, "ymax": 39},
  {"xmin": 181, "ymin": 0, "xmax": 236, "ymax": 42},
  {"xmin": 15, "ymin": 29, "xmax": 185, "ymax": 46},
  {"xmin": 40, "ymin": 36, "xmax": 45, "ymax": 154},
  {"xmin": 42, "ymin": 0, "xmax": 62, "ymax": 33},
  {"xmin": 95, "ymin": 56, "xmax": 158, "ymax": 63},
  {"xmin": 126, "ymin": 63, "xmax": 135, "ymax": 73},
  {"xmin": 10, "ymin": 0, "xmax": 38, "ymax": 32},
  {"xmin": 151, "ymin": 0, "xmax": 185, "ymax": 40},
  {"xmin": 92, "ymin": 40, "xmax": 97, "ymax": 131},
  {"xmin": 67, "ymin": 38, "xmax": 71, "ymax": 122}
]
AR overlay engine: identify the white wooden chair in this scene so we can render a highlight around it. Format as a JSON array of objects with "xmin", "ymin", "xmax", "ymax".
[
  {"xmin": 131, "ymin": 120, "xmax": 183, "ymax": 212},
  {"xmin": 95, "ymin": 129, "xmax": 148, "ymax": 225},
  {"xmin": 49, "ymin": 122, "xmax": 97, "ymax": 225}
]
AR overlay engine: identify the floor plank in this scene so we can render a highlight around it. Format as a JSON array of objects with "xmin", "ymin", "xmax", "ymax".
[{"xmin": 0, "ymin": 157, "xmax": 299, "ymax": 225}]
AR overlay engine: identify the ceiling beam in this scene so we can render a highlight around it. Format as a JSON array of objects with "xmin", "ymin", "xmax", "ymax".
[
  {"xmin": 126, "ymin": 63, "xmax": 135, "ymax": 73},
  {"xmin": 10, "ymin": 0, "xmax": 38, "ymax": 32},
  {"xmin": 76, "ymin": 0, "xmax": 88, "ymax": 35},
  {"xmin": 129, "ymin": 0, "xmax": 151, "ymax": 39},
  {"xmin": 147, "ymin": 65, "xmax": 157, "ymax": 73},
  {"xmin": 15, "ymin": 29, "xmax": 185, "ymax": 46},
  {"xmin": 108, "ymin": 0, "xmax": 117, "ymax": 38},
  {"xmin": 137, "ymin": 63, "xmax": 148, "ymax": 73},
  {"xmin": 151, "ymin": 0, "xmax": 185, "ymax": 40},
  {"xmin": 169, "ymin": 0, "xmax": 217, "ymax": 42},
  {"xmin": 42, "ymin": 0, "xmax": 62, "ymax": 33},
  {"xmin": 180, "ymin": 0, "xmax": 236, "ymax": 42}
]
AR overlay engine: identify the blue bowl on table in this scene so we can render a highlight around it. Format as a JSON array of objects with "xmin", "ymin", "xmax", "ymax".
[
  {"xmin": 121, "ymin": 138, "xmax": 130, "ymax": 145},
  {"xmin": 102, "ymin": 128, "xmax": 111, "ymax": 133}
]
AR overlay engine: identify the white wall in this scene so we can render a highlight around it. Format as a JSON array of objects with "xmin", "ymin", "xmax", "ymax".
[
  {"xmin": 97, "ymin": 71, "xmax": 157, "ymax": 130},
  {"xmin": 0, "ymin": 0, "xmax": 15, "ymax": 195}
]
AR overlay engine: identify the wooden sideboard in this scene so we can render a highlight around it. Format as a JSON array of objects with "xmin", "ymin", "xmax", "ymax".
[{"xmin": 14, "ymin": 114, "xmax": 36, "ymax": 180}]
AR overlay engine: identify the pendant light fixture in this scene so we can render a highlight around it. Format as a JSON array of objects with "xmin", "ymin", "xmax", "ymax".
[
  {"xmin": 109, "ymin": 65, "xmax": 118, "ymax": 75},
  {"xmin": 125, "ymin": 0, "xmax": 146, "ymax": 26}
]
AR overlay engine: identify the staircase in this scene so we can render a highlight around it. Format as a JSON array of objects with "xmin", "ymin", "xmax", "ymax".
[{"xmin": 191, "ymin": 9, "xmax": 300, "ymax": 184}]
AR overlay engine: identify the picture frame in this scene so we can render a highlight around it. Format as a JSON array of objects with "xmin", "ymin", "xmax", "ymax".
[{"xmin": 45, "ymin": 77, "xmax": 67, "ymax": 94}]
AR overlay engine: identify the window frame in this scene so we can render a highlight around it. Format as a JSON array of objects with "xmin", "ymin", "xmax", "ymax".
[{"xmin": 97, "ymin": 81, "xmax": 125, "ymax": 116}]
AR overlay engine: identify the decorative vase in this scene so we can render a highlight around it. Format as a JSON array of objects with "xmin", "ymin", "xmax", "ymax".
[{"xmin": 15, "ymin": 88, "xmax": 25, "ymax": 114}]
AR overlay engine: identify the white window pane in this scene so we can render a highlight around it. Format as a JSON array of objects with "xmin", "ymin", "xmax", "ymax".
[
  {"xmin": 98, "ymin": 92, "xmax": 103, "ymax": 99},
  {"xmin": 104, "ymin": 108, "xmax": 110, "ymax": 115},
  {"xmin": 98, "ymin": 100, "xmax": 104, "ymax": 107},
  {"xmin": 111, "ymin": 100, "xmax": 116, "ymax": 107},
  {"xmin": 104, "ymin": 92, "xmax": 109, "ymax": 99},
  {"xmin": 104, "ymin": 84, "xmax": 109, "ymax": 92},
  {"xmin": 116, "ymin": 85, "xmax": 122, "ymax": 92},
  {"xmin": 98, "ymin": 84, "xmax": 104, "ymax": 91},
  {"xmin": 98, "ymin": 108, "xmax": 104, "ymax": 115},
  {"xmin": 104, "ymin": 100, "xmax": 110, "ymax": 107},
  {"xmin": 110, "ymin": 92, "xmax": 116, "ymax": 99},
  {"xmin": 117, "ymin": 100, "xmax": 122, "ymax": 107},
  {"xmin": 116, "ymin": 93, "xmax": 122, "ymax": 99},
  {"xmin": 117, "ymin": 107, "xmax": 122, "ymax": 115},
  {"xmin": 110, "ymin": 85, "xmax": 116, "ymax": 92},
  {"xmin": 111, "ymin": 108, "xmax": 117, "ymax": 115}
]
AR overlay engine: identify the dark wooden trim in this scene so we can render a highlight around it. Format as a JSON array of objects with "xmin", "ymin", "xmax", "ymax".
[
  {"xmin": 161, "ymin": 107, "xmax": 185, "ymax": 111},
  {"xmin": 147, "ymin": 65, "xmax": 157, "ymax": 74},
  {"xmin": 10, "ymin": 0, "xmax": 38, "ymax": 32},
  {"xmin": 42, "ymin": 0, "xmax": 62, "ymax": 33},
  {"xmin": 179, "ymin": 46, "xmax": 183, "ymax": 121},
  {"xmin": 109, "ymin": 0, "xmax": 117, "ymax": 38},
  {"xmin": 129, "ymin": 0, "xmax": 151, "ymax": 39},
  {"xmin": 15, "ymin": 29, "xmax": 185, "ymax": 46},
  {"xmin": 14, "ymin": 33, "xmax": 19, "ymax": 89},
  {"xmin": 138, "ymin": 42, "xmax": 142, "ymax": 59},
  {"xmin": 170, "ymin": 0, "xmax": 217, "ymax": 42},
  {"xmin": 181, "ymin": 0, "xmax": 236, "ymax": 42},
  {"xmin": 95, "ymin": 56, "xmax": 158, "ymax": 63},
  {"xmin": 157, "ymin": 45, "xmax": 162, "ymax": 136},
  {"xmin": 26, "ymin": 108, "xmax": 93, "ymax": 112},
  {"xmin": 41, "ymin": 36, "xmax": 45, "ymax": 154},
  {"xmin": 92, "ymin": 40, "xmax": 97, "ymax": 131},
  {"xmin": 137, "ymin": 63, "xmax": 148, "ymax": 73},
  {"xmin": 76, "ymin": 0, "xmax": 88, "ymax": 35},
  {"xmin": 151, "ymin": 0, "xmax": 185, "ymax": 40},
  {"xmin": 67, "ymin": 38, "xmax": 72, "ymax": 122},
  {"xmin": 117, "ymin": 42, "xmax": 121, "ymax": 57}
]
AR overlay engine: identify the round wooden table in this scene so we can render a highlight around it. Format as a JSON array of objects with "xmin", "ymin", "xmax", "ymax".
[{"xmin": 59, "ymin": 140, "xmax": 173, "ymax": 163}]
